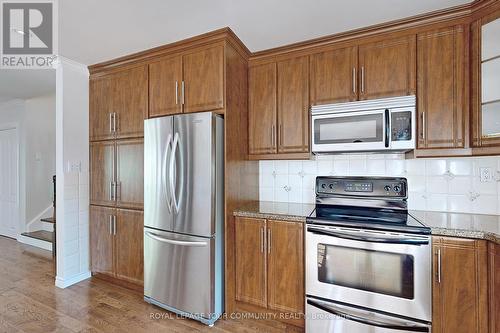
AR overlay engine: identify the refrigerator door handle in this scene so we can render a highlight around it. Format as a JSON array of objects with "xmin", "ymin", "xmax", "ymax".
[
  {"xmin": 145, "ymin": 231, "xmax": 208, "ymax": 247},
  {"xmin": 163, "ymin": 133, "xmax": 173, "ymax": 213},
  {"xmin": 169, "ymin": 132, "xmax": 184, "ymax": 214}
]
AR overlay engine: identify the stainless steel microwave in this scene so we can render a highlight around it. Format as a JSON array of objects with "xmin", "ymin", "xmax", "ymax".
[{"xmin": 311, "ymin": 96, "xmax": 416, "ymax": 154}]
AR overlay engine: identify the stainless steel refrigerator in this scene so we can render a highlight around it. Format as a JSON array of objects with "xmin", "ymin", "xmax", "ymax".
[{"xmin": 143, "ymin": 112, "xmax": 224, "ymax": 326}]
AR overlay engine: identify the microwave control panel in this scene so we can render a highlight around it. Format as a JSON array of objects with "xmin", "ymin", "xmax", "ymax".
[{"xmin": 391, "ymin": 111, "xmax": 412, "ymax": 141}]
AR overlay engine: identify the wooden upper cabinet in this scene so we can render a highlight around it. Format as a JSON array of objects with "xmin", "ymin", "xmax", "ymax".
[
  {"xmin": 183, "ymin": 46, "xmax": 224, "ymax": 113},
  {"xmin": 89, "ymin": 77, "xmax": 114, "ymax": 141},
  {"xmin": 277, "ymin": 56, "xmax": 309, "ymax": 154},
  {"xmin": 249, "ymin": 63, "xmax": 277, "ymax": 155},
  {"xmin": 90, "ymin": 141, "xmax": 115, "ymax": 207},
  {"xmin": 149, "ymin": 55, "xmax": 183, "ymax": 117},
  {"xmin": 90, "ymin": 205, "xmax": 115, "ymax": 277},
  {"xmin": 113, "ymin": 66, "xmax": 148, "ymax": 139},
  {"xmin": 116, "ymin": 138, "xmax": 144, "ymax": 210},
  {"xmin": 235, "ymin": 217, "xmax": 267, "ymax": 308},
  {"xmin": 432, "ymin": 237, "xmax": 488, "ymax": 333},
  {"xmin": 358, "ymin": 35, "xmax": 416, "ymax": 100},
  {"xmin": 417, "ymin": 26, "xmax": 467, "ymax": 149},
  {"xmin": 310, "ymin": 46, "xmax": 358, "ymax": 105},
  {"xmin": 115, "ymin": 209, "xmax": 144, "ymax": 286},
  {"xmin": 267, "ymin": 220, "xmax": 304, "ymax": 314}
]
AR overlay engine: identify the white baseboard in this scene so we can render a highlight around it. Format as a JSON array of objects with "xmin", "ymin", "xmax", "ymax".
[
  {"xmin": 17, "ymin": 234, "xmax": 52, "ymax": 251},
  {"xmin": 55, "ymin": 271, "xmax": 91, "ymax": 289}
]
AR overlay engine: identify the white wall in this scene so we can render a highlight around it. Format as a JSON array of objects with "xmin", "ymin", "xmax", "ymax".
[
  {"xmin": 55, "ymin": 57, "xmax": 90, "ymax": 288},
  {"xmin": 0, "ymin": 95, "xmax": 55, "ymax": 233},
  {"xmin": 260, "ymin": 154, "xmax": 500, "ymax": 215}
]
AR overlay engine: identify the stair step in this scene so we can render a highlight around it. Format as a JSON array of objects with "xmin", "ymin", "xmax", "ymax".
[
  {"xmin": 21, "ymin": 230, "xmax": 54, "ymax": 243},
  {"xmin": 41, "ymin": 217, "xmax": 56, "ymax": 224}
]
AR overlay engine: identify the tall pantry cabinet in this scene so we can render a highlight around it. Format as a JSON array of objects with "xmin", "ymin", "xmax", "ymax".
[{"xmin": 89, "ymin": 65, "xmax": 146, "ymax": 289}]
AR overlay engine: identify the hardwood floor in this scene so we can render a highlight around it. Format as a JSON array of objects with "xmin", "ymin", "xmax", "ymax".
[{"xmin": 0, "ymin": 236, "xmax": 303, "ymax": 333}]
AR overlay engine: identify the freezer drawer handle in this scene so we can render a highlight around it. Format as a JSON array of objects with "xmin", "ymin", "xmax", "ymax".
[
  {"xmin": 145, "ymin": 231, "xmax": 208, "ymax": 247},
  {"xmin": 307, "ymin": 299, "xmax": 429, "ymax": 332},
  {"xmin": 307, "ymin": 227, "xmax": 429, "ymax": 245}
]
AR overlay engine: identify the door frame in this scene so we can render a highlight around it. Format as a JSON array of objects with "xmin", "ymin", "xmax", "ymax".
[{"xmin": 0, "ymin": 122, "xmax": 20, "ymax": 238}]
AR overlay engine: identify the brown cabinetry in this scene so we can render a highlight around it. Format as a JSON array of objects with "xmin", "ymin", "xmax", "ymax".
[
  {"xmin": 89, "ymin": 65, "xmax": 147, "ymax": 141},
  {"xmin": 90, "ymin": 139, "xmax": 144, "ymax": 210},
  {"xmin": 90, "ymin": 206, "xmax": 144, "ymax": 286},
  {"xmin": 147, "ymin": 45, "xmax": 224, "ymax": 117},
  {"xmin": 234, "ymin": 217, "xmax": 304, "ymax": 327},
  {"xmin": 248, "ymin": 56, "xmax": 310, "ymax": 159},
  {"xmin": 416, "ymin": 25, "xmax": 468, "ymax": 152},
  {"xmin": 432, "ymin": 237, "xmax": 489, "ymax": 333}
]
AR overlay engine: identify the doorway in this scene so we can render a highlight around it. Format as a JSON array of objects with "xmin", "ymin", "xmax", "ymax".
[{"xmin": 0, "ymin": 125, "xmax": 19, "ymax": 239}]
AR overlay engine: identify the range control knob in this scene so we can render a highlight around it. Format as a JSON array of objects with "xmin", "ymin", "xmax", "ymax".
[
  {"xmin": 393, "ymin": 185, "xmax": 402, "ymax": 192},
  {"xmin": 329, "ymin": 184, "xmax": 334, "ymax": 190},
  {"xmin": 384, "ymin": 185, "xmax": 392, "ymax": 192},
  {"xmin": 321, "ymin": 183, "xmax": 327, "ymax": 189}
]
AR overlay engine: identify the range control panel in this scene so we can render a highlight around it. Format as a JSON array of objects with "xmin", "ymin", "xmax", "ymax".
[{"xmin": 316, "ymin": 176, "xmax": 407, "ymax": 198}]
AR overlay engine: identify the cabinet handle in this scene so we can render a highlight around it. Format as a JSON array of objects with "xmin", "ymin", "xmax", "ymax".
[
  {"xmin": 109, "ymin": 181, "xmax": 114, "ymax": 201},
  {"xmin": 114, "ymin": 182, "xmax": 119, "ymax": 202},
  {"xmin": 352, "ymin": 67, "xmax": 356, "ymax": 93},
  {"xmin": 260, "ymin": 227, "xmax": 265, "ymax": 253},
  {"xmin": 109, "ymin": 215, "xmax": 113, "ymax": 235},
  {"xmin": 278, "ymin": 124, "xmax": 282, "ymax": 147},
  {"xmin": 421, "ymin": 112, "xmax": 426, "ymax": 140},
  {"xmin": 437, "ymin": 248, "xmax": 441, "ymax": 283},
  {"xmin": 267, "ymin": 229, "xmax": 271, "ymax": 254},
  {"xmin": 113, "ymin": 215, "xmax": 117, "ymax": 236},
  {"xmin": 181, "ymin": 81, "xmax": 185, "ymax": 105},
  {"xmin": 361, "ymin": 66, "xmax": 365, "ymax": 93},
  {"xmin": 109, "ymin": 113, "xmax": 113, "ymax": 133},
  {"xmin": 271, "ymin": 125, "xmax": 275, "ymax": 148},
  {"xmin": 175, "ymin": 81, "xmax": 179, "ymax": 105}
]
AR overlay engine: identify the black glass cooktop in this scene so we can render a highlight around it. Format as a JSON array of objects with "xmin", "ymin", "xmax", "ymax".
[{"xmin": 307, "ymin": 204, "xmax": 430, "ymax": 235}]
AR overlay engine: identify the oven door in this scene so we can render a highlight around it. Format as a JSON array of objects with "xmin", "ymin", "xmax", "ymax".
[
  {"xmin": 311, "ymin": 110, "xmax": 387, "ymax": 153},
  {"xmin": 306, "ymin": 225, "xmax": 431, "ymax": 322},
  {"xmin": 306, "ymin": 297, "xmax": 431, "ymax": 333}
]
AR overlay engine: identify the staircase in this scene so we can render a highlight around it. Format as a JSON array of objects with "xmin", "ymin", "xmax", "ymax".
[{"xmin": 20, "ymin": 176, "xmax": 56, "ymax": 262}]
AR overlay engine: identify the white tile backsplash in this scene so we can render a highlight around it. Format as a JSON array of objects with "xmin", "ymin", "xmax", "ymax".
[{"xmin": 259, "ymin": 154, "xmax": 500, "ymax": 215}]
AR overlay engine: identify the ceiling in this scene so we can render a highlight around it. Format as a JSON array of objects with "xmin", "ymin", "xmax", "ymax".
[
  {"xmin": 59, "ymin": 0, "xmax": 472, "ymax": 65},
  {"xmin": 0, "ymin": 0, "xmax": 471, "ymax": 101}
]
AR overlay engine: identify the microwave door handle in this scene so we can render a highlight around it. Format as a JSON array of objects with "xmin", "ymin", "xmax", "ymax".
[
  {"xmin": 307, "ymin": 227, "xmax": 429, "ymax": 245},
  {"xmin": 385, "ymin": 109, "xmax": 390, "ymax": 148},
  {"xmin": 307, "ymin": 299, "xmax": 430, "ymax": 332}
]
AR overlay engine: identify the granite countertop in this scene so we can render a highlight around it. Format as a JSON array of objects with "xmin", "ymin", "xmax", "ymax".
[{"xmin": 233, "ymin": 201, "xmax": 500, "ymax": 244}]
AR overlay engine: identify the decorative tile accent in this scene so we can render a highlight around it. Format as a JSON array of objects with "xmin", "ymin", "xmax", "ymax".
[{"xmin": 259, "ymin": 154, "xmax": 500, "ymax": 215}]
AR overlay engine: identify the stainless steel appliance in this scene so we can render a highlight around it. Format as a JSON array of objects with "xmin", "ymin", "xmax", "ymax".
[
  {"xmin": 306, "ymin": 176, "xmax": 431, "ymax": 332},
  {"xmin": 311, "ymin": 96, "xmax": 416, "ymax": 153},
  {"xmin": 143, "ymin": 112, "xmax": 224, "ymax": 326}
]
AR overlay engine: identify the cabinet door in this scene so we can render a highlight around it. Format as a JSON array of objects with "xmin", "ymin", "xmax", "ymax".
[
  {"xmin": 310, "ymin": 46, "xmax": 358, "ymax": 105},
  {"xmin": 358, "ymin": 35, "xmax": 416, "ymax": 100},
  {"xmin": 90, "ymin": 141, "xmax": 115, "ymax": 207},
  {"xmin": 417, "ymin": 26, "xmax": 467, "ymax": 149},
  {"xmin": 90, "ymin": 206, "xmax": 115, "ymax": 276},
  {"xmin": 432, "ymin": 237, "xmax": 488, "ymax": 333},
  {"xmin": 115, "ymin": 209, "xmax": 144, "ymax": 286},
  {"xmin": 113, "ymin": 65, "xmax": 148, "ymax": 139},
  {"xmin": 149, "ymin": 55, "xmax": 183, "ymax": 117},
  {"xmin": 116, "ymin": 138, "xmax": 144, "ymax": 210},
  {"xmin": 235, "ymin": 217, "xmax": 267, "ymax": 308},
  {"xmin": 267, "ymin": 220, "xmax": 304, "ymax": 314},
  {"xmin": 89, "ymin": 77, "xmax": 114, "ymax": 141},
  {"xmin": 182, "ymin": 45, "xmax": 224, "ymax": 113},
  {"xmin": 248, "ymin": 63, "xmax": 277, "ymax": 155},
  {"xmin": 277, "ymin": 56, "xmax": 310, "ymax": 154}
]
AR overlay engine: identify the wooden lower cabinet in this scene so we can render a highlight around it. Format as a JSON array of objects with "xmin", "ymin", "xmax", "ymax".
[
  {"xmin": 90, "ymin": 205, "xmax": 144, "ymax": 287},
  {"xmin": 432, "ymin": 236, "xmax": 489, "ymax": 333},
  {"xmin": 234, "ymin": 217, "xmax": 304, "ymax": 327}
]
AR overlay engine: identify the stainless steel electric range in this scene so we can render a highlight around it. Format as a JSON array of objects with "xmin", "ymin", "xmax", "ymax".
[{"xmin": 306, "ymin": 176, "xmax": 432, "ymax": 333}]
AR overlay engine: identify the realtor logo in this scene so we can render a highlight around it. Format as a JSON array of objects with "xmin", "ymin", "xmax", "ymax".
[{"xmin": 1, "ymin": 0, "xmax": 57, "ymax": 68}]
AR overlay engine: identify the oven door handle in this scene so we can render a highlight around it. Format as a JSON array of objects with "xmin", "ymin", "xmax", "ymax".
[
  {"xmin": 307, "ymin": 298, "xmax": 430, "ymax": 332},
  {"xmin": 385, "ymin": 108, "xmax": 390, "ymax": 148},
  {"xmin": 307, "ymin": 227, "xmax": 429, "ymax": 245}
]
